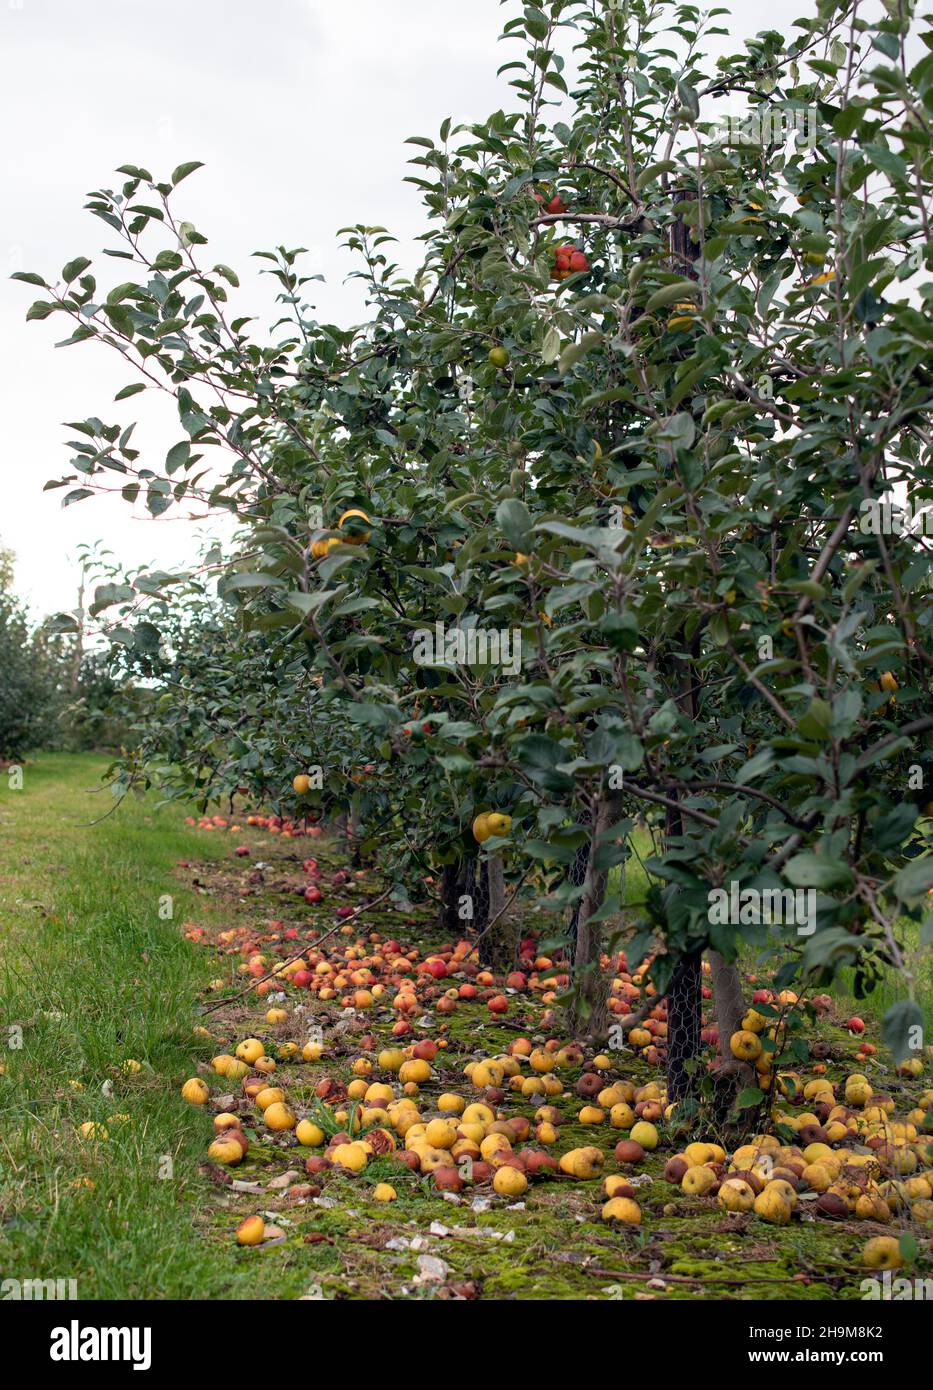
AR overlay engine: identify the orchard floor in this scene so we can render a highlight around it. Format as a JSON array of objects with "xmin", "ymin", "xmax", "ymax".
[{"xmin": 0, "ymin": 752, "xmax": 928, "ymax": 1301}]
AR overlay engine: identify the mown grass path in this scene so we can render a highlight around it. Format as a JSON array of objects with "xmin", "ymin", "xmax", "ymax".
[{"xmin": 0, "ymin": 753, "xmax": 250, "ymax": 1298}]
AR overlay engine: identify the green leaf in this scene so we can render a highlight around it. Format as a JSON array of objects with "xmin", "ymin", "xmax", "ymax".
[
  {"xmin": 26, "ymin": 300, "xmax": 58, "ymax": 321},
  {"xmin": 62, "ymin": 257, "xmax": 91, "ymax": 283},
  {"xmin": 222, "ymin": 572, "xmax": 287, "ymax": 592},
  {"xmin": 643, "ymin": 281, "xmax": 700, "ymax": 314},
  {"xmin": 783, "ymin": 853, "xmax": 854, "ymax": 890},
  {"xmin": 496, "ymin": 498, "xmax": 534, "ymax": 551},
  {"xmin": 171, "ymin": 160, "xmax": 205, "ymax": 187},
  {"xmin": 165, "ymin": 442, "xmax": 191, "ymax": 475},
  {"xmin": 894, "ymin": 856, "xmax": 933, "ymax": 903},
  {"xmin": 516, "ymin": 733, "xmax": 575, "ymax": 793},
  {"xmin": 114, "ymin": 383, "xmax": 145, "ymax": 401}
]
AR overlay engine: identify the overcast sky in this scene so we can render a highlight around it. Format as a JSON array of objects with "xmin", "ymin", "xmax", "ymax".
[{"xmin": 1, "ymin": 0, "xmax": 819, "ymax": 619}]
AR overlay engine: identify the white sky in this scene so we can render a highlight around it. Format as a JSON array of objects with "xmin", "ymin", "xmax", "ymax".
[{"xmin": 0, "ymin": 0, "xmax": 818, "ymax": 619}]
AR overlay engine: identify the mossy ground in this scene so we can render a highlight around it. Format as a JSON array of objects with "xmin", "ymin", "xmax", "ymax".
[{"xmin": 0, "ymin": 753, "xmax": 928, "ymax": 1300}]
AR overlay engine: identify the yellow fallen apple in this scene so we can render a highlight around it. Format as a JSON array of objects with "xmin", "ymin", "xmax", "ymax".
[
  {"xmin": 263, "ymin": 1102, "xmax": 296, "ymax": 1131},
  {"xmin": 863, "ymin": 1236, "xmax": 902, "ymax": 1269},
  {"xmin": 77, "ymin": 1121, "xmax": 108, "ymax": 1141},
  {"xmin": 255, "ymin": 1086, "xmax": 286, "ymax": 1112},
  {"xmin": 208, "ymin": 1135, "xmax": 244, "ymax": 1166},
  {"xmin": 236, "ymin": 1215, "xmax": 265, "ymax": 1246},
  {"xmin": 493, "ymin": 1166, "xmax": 528, "ymax": 1198},
  {"xmin": 373, "ymin": 1183, "xmax": 397, "ymax": 1202},
  {"xmin": 331, "ymin": 1141, "xmax": 368, "ymax": 1172},
  {"xmin": 729, "ymin": 1030, "xmax": 762, "ymax": 1062},
  {"xmin": 601, "ymin": 1196, "xmax": 641, "ymax": 1224},
  {"xmin": 181, "ymin": 1078, "xmax": 209, "ymax": 1105},
  {"xmin": 754, "ymin": 1187, "xmax": 792, "ymax": 1225},
  {"xmin": 629, "ymin": 1121, "xmax": 659, "ymax": 1151},
  {"xmin": 682, "ymin": 1165, "xmax": 716, "ymax": 1197},
  {"xmin": 718, "ymin": 1178, "xmax": 755, "ymax": 1212}
]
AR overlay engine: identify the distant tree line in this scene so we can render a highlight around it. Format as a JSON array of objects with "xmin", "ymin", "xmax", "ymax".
[{"xmin": 0, "ymin": 543, "xmax": 137, "ymax": 760}]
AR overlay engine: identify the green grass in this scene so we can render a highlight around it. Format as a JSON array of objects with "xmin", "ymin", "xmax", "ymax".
[{"xmin": 0, "ymin": 752, "xmax": 261, "ymax": 1298}]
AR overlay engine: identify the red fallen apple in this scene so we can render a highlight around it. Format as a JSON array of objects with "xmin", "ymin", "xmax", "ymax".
[
  {"xmin": 846, "ymin": 1016, "xmax": 865, "ymax": 1034},
  {"xmin": 421, "ymin": 959, "xmax": 447, "ymax": 979},
  {"xmin": 315, "ymin": 1079, "xmax": 346, "ymax": 1101},
  {"xmin": 412, "ymin": 1039, "xmax": 437, "ymax": 1062},
  {"xmin": 332, "ymin": 870, "xmax": 350, "ymax": 886},
  {"xmin": 433, "ymin": 1166, "xmax": 464, "ymax": 1193},
  {"xmin": 458, "ymin": 983, "xmax": 477, "ymax": 999},
  {"xmin": 396, "ymin": 1150, "xmax": 421, "ymax": 1171},
  {"xmin": 234, "ymin": 845, "xmax": 250, "ymax": 857},
  {"xmin": 576, "ymin": 1073, "xmax": 602, "ymax": 1099},
  {"xmin": 816, "ymin": 1192, "xmax": 849, "ymax": 1220},
  {"xmin": 752, "ymin": 988, "xmax": 770, "ymax": 1004},
  {"xmin": 292, "ymin": 969, "xmax": 314, "ymax": 989},
  {"xmin": 436, "ymin": 996, "xmax": 456, "ymax": 1015},
  {"xmin": 614, "ymin": 1140, "xmax": 645, "ymax": 1165},
  {"xmin": 335, "ymin": 906, "xmax": 355, "ymax": 919},
  {"xmin": 302, "ymin": 859, "xmax": 318, "ymax": 873},
  {"xmin": 701, "ymin": 985, "xmax": 712, "ymax": 999},
  {"xmin": 470, "ymin": 1162, "xmax": 494, "ymax": 1184},
  {"xmin": 505, "ymin": 972, "xmax": 526, "ymax": 991},
  {"xmin": 811, "ymin": 994, "xmax": 833, "ymax": 1016},
  {"xmin": 305, "ymin": 1155, "xmax": 332, "ymax": 1176},
  {"xmin": 304, "ymin": 886, "xmax": 322, "ymax": 903},
  {"xmin": 609, "ymin": 1178, "xmax": 639, "ymax": 1200},
  {"xmin": 524, "ymin": 1151, "xmax": 559, "ymax": 1177},
  {"xmin": 730, "ymin": 1168, "xmax": 764, "ymax": 1195},
  {"xmin": 487, "ymin": 995, "xmax": 509, "ymax": 1014},
  {"xmin": 508, "ymin": 1116, "xmax": 531, "ymax": 1142},
  {"xmin": 392, "ymin": 1021, "xmax": 411, "ymax": 1038},
  {"xmin": 859, "ymin": 1041, "xmax": 877, "ymax": 1056},
  {"xmin": 663, "ymin": 1155, "xmax": 689, "ymax": 1184},
  {"xmin": 284, "ymin": 927, "xmax": 298, "ymax": 941},
  {"xmin": 484, "ymin": 1087, "xmax": 505, "ymax": 1106}
]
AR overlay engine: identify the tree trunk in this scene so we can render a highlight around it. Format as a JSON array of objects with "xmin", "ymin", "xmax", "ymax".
[
  {"xmin": 709, "ymin": 949, "xmax": 754, "ymax": 1106},
  {"xmin": 438, "ymin": 861, "xmax": 461, "ymax": 934},
  {"xmin": 482, "ymin": 852, "xmax": 519, "ymax": 974},
  {"xmin": 657, "ymin": 187, "xmax": 704, "ymax": 1104},
  {"xmin": 567, "ymin": 794, "xmax": 618, "ymax": 1043},
  {"xmin": 566, "ymin": 809, "xmax": 592, "ymax": 956}
]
